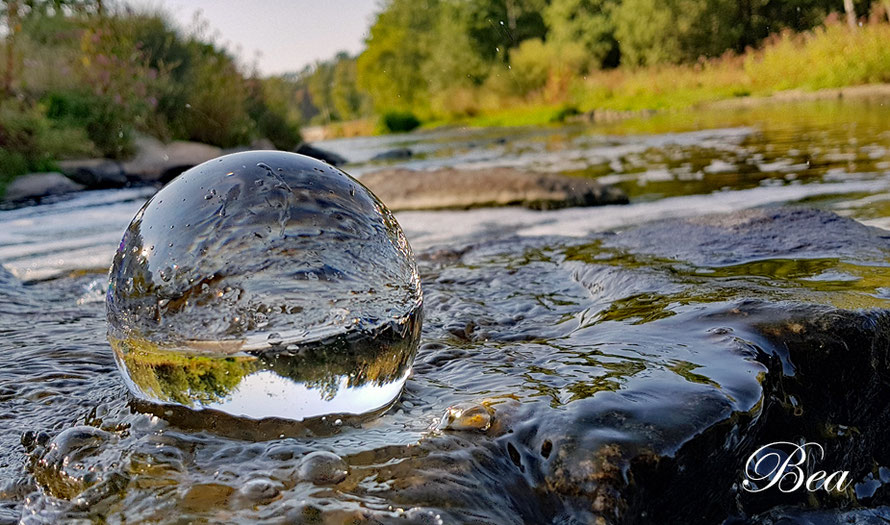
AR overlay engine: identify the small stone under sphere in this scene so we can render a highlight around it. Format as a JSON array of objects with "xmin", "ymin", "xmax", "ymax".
[{"xmin": 106, "ymin": 151, "xmax": 422, "ymax": 421}]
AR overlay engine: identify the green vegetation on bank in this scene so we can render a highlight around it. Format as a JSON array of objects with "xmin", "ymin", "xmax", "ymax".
[
  {"xmin": 458, "ymin": 20, "xmax": 890, "ymax": 127},
  {"xmin": 0, "ymin": 1, "xmax": 303, "ymax": 188},
  {"xmin": 2, "ymin": 0, "xmax": 890, "ymax": 193},
  {"xmin": 354, "ymin": 0, "xmax": 890, "ymax": 127}
]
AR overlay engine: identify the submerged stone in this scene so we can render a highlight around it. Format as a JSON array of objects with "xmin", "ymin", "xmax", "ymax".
[{"xmin": 106, "ymin": 151, "xmax": 422, "ymax": 421}]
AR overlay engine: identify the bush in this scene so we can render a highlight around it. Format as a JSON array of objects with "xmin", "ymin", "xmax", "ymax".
[
  {"xmin": 380, "ymin": 111, "xmax": 421, "ymax": 133},
  {"xmin": 508, "ymin": 39, "xmax": 553, "ymax": 95},
  {"xmin": 550, "ymin": 105, "xmax": 581, "ymax": 122},
  {"xmin": 246, "ymin": 78, "xmax": 302, "ymax": 150},
  {"xmin": 0, "ymin": 100, "xmax": 94, "ymax": 194},
  {"xmin": 43, "ymin": 90, "xmax": 134, "ymax": 158}
]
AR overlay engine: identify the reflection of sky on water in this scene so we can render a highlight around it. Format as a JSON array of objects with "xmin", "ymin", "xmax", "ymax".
[{"xmin": 203, "ymin": 369, "xmax": 410, "ymax": 420}]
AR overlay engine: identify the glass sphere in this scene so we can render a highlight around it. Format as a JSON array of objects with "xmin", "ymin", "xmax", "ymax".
[{"xmin": 106, "ymin": 151, "xmax": 422, "ymax": 421}]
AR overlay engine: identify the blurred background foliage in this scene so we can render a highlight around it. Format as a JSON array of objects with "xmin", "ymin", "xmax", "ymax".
[{"xmin": 1, "ymin": 0, "xmax": 889, "ymax": 185}]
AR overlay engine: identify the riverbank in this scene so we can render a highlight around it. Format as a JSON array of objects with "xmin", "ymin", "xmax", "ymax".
[
  {"xmin": 302, "ymin": 81, "xmax": 890, "ymax": 141},
  {"xmin": 301, "ymin": 21, "xmax": 890, "ymax": 137}
]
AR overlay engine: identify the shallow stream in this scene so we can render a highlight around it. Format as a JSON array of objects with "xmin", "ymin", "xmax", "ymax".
[{"xmin": 3, "ymin": 99, "xmax": 890, "ymax": 523}]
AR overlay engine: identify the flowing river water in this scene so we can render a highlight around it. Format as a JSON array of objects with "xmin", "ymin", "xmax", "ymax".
[{"xmin": 2, "ymin": 98, "xmax": 890, "ymax": 523}]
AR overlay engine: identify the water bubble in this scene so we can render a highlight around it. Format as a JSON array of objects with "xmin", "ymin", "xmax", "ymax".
[
  {"xmin": 438, "ymin": 402, "xmax": 492, "ymax": 432},
  {"xmin": 106, "ymin": 151, "xmax": 422, "ymax": 422},
  {"xmin": 234, "ymin": 477, "xmax": 281, "ymax": 506}
]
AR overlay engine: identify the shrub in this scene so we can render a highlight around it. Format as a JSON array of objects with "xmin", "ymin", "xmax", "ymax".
[
  {"xmin": 43, "ymin": 90, "xmax": 134, "ymax": 158},
  {"xmin": 507, "ymin": 39, "xmax": 553, "ymax": 95},
  {"xmin": 0, "ymin": 100, "xmax": 93, "ymax": 194},
  {"xmin": 380, "ymin": 111, "xmax": 421, "ymax": 133}
]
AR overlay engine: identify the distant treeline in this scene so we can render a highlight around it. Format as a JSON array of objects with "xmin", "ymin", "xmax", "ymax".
[
  {"xmin": 348, "ymin": 0, "xmax": 886, "ymax": 119},
  {"xmin": 1, "ymin": 0, "xmax": 888, "ymax": 185}
]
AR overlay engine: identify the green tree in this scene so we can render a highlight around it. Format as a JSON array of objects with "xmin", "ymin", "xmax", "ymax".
[
  {"xmin": 613, "ymin": 0, "xmax": 742, "ymax": 66},
  {"xmin": 544, "ymin": 0, "xmax": 620, "ymax": 69},
  {"xmin": 356, "ymin": 0, "xmax": 439, "ymax": 113},
  {"xmin": 465, "ymin": 0, "xmax": 549, "ymax": 63},
  {"xmin": 423, "ymin": 0, "xmax": 490, "ymax": 94},
  {"xmin": 331, "ymin": 54, "xmax": 369, "ymax": 121},
  {"xmin": 307, "ymin": 59, "xmax": 335, "ymax": 123}
]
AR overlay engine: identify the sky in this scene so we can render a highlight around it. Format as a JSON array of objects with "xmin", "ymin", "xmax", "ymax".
[{"xmin": 125, "ymin": 0, "xmax": 381, "ymax": 76}]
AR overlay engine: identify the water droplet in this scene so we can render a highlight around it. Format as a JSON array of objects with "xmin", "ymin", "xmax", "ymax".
[{"xmin": 106, "ymin": 151, "xmax": 422, "ymax": 422}]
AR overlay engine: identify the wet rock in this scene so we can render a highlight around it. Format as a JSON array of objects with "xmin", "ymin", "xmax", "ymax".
[
  {"xmin": 735, "ymin": 505, "xmax": 890, "ymax": 524},
  {"xmin": 294, "ymin": 142, "xmax": 346, "ymax": 166},
  {"xmin": 296, "ymin": 451, "xmax": 348, "ymax": 485},
  {"xmin": 318, "ymin": 207, "xmax": 890, "ymax": 523},
  {"xmin": 3, "ymin": 172, "xmax": 84, "ymax": 201},
  {"xmin": 250, "ymin": 137, "xmax": 276, "ymax": 150},
  {"xmin": 371, "ymin": 148, "xmax": 413, "ymax": 161},
  {"xmin": 180, "ymin": 483, "xmax": 235, "ymax": 512},
  {"xmin": 18, "ymin": 205, "xmax": 890, "ymax": 523},
  {"xmin": 57, "ymin": 159, "xmax": 128, "ymax": 189},
  {"xmin": 359, "ymin": 167, "xmax": 629, "ymax": 211},
  {"xmin": 122, "ymin": 136, "xmax": 222, "ymax": 183},
  {"xmin": 606, "ymin": 207, "xmax": 890, "ymax": 265}
]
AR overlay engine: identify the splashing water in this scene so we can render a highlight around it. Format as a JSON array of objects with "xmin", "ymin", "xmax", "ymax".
[{"xmin": 105, "ymin": 151, "xmax": 422, "ymax": 421}]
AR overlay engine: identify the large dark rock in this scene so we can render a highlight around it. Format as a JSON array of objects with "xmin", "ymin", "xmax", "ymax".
[
  {"xmin": 57, "ymin": 159, "xmax": 128, "ymax": 189},
  {"xmin": 371, "ymin": 147, "xmax": 413, "ymax": 161},
  {"xmin": 606, "ymin": 207, "xmax": 890, "ymax": 265},
  {"xmin": 122, "ymin": 137, "xmax": 222, "ymax": 183},
  {"xmin": 360, "ymin": 167, "xmax": 629, "ymax": 210},
  {"xmin": 3, "ymin": 172, "xmax": 84, "ymax": 201},
  {"xmin": 293, "ymin": 143, "xmax": 346, "ymax": 166},
  {"xmin": 357, "ymin": 208, "xmax": 890, "ymax": 523}
]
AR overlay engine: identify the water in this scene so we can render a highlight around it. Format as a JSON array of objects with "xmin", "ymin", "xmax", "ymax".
[
  {"xmin": 2, "ymin": 98, "xmax": 890, "ymax": 523},
  {"xmin": 105, "ymin": 151, "xmax": 422, "ymax": 420}
]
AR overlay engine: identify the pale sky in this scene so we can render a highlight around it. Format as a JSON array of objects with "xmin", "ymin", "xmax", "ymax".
[{"xmin": 125, "ymin": 0, "xmax": 381, "ymax": 76}]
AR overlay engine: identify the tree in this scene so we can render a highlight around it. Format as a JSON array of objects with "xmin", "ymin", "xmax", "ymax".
[
  {"xmin": 613, "ymin": 0, "xmax": 743, "ymax": 66},
  {"xmin": 464, "ymin": 0, "xmax": 548, "ymax": 63},
  {"xmin": 307, "ymin": 60, "xmax": 335, "ymax": 123},
  {"xmin": 844, "ymin": 0, "xmax": 857, "ymax": 27},
  {"xmin": 2, "ymin": 0, "xmax": 19, "ymax": 97},
  {"xmin": 544, "ymin": 0, "xmax": 620, "ymax": 69},
  {"xmin": 423, "ymin": 0, "xmax": 490, "ymax": 93},
  {"xmin": 356, "ymin": 0, "xmax": 439, "ymax": 113},
  {"xmin": 332, "ymin": 55, "xmax": 369, "ymax": 121}
]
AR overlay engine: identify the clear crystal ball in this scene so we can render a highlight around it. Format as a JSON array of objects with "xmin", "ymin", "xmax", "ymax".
[{"xmin": 106, "ymin": 151, "xmax": 422, "ymax": 421}]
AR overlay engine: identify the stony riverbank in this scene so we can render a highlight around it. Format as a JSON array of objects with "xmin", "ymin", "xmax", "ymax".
[{"xmin": 2, "ymin": 138, "xmax": 628, "ymax": 211}]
